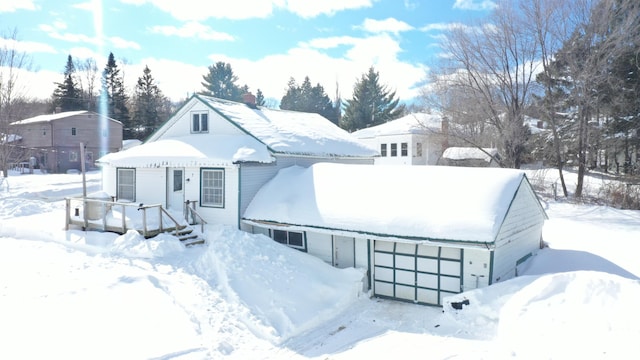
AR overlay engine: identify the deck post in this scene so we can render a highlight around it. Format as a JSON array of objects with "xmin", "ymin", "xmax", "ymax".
[
  {"xmin": 158, "ymin": 206, "xmax": 163, "ymax": 232},
  {"xmin": 65, "ymin": 198, "xmax": 70, "ymax": 230},
  {"xmin": 142, "ymin": 208, "xmax": 147, "ymax": 237},
  {"xmin": 121, "ymin": 204, "xmax": 126, "ymax": 233}
]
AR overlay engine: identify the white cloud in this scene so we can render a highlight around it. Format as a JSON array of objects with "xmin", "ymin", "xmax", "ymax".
[
  {"xmin": 0, "ymin": 0, "xmax": 37, "ymax": 13},
  {"xmin": 452, "ymin": 0, "xmax": 496, "ymax": 11},
  {"xmin": 109, "ymin": 36, "xmax": 141, "ymax": 50},
  {"xmin": 149, "ymin": 22, "xmax": 234, "ymax": 41},
  {"xmin": 0, "ymin": 38, "xmax": 57, "ymax": 54},
  {"xmin": 359, "ymin": 18, "xmax": 413, "ymax": 35},
  {"xmin": 120, "ymin": 0, "xmax": 373, "ymax": 21}
]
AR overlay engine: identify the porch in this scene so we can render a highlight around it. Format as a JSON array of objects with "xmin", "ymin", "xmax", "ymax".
[{"xmin": 65, "ymin": 196, "xmax": 208, "ymax": 246}]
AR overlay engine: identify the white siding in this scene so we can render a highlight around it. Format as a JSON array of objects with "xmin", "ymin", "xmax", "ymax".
[
  {"xmin": 491, "ymin": 180, "xmax": 545, "ymax": 283},
  {"xmin": 101, "ymin": 166, "xmax": 116, "ymax": 196},
  {"xmin": 194, "ymin": 166, "xmax": 240, "ymax": 227},
  {"xmin": 462, "ymin": 248, "xmax": 491, "ymax": 291},
  {"xmin": 306, "ymin": 232, "xmax": 332, "ymax": 264},
  {"xmin": 135, "ymin": 168, "xmax": 166, "ymax": 205},
  {"xmin": 358, "ymin": 134, "xmax": 440, "ymax": 166},
  {"xmin": 355, "ymin": 238, "xmax": 369, "ymax": 268}
]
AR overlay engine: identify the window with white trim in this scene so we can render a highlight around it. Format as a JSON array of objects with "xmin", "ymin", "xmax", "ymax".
[
  {"xmin": 173, "ymin": 169, "xmax": 183, "ymax": 192},
  {"xmin": 117, "ymin": 168, "xmax": 135, "ymax": 201},
  {"xmin": 401, "ymin": 142, "xmax": 408, "ymax": 156},
  {"xmin": 69, "ymin": 151, "xmax": 78, "ymax": 162},
  {"xmin": 272, "ymin": 229, "xmax": 306, "ymax": 251},
  {"xmin": 201, "ymin": 168, "xmax": 224, "ymax": 207},
  {"xmin": 71, "ymin": 127, "xmax": 77, "ymax": 136},
  {"xmin": 390, "ymin": 143, "xmax": 397, "ymax": 157},
  {"xmin": 380, "ymin": 143, "xmax": 387, "ymax": 157},
  {"xmin": 191, "ymin": 112, "xmax": 209, "ymax": 133}
]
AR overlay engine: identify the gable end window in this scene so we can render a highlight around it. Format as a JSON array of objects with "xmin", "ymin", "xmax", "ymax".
[
  {"xmin": 191, "ymin": 112, "xmax": 209, "ymax": 133},
  {"xmin": 117, "ymin": 168, "xmax": 135, "ymax": 202},
  {"xmin": 201, "ymin": 168, "xmax": 224, "ymax": 208},
  {"xmin": 272, "ymin": 229, "xmax": 306, "ymax": 251},
  {"xmin": 401, "ymin": 142, "xmax": 408, "ymax": 157},
  {"xmin": 380, "ymin": 144, "xmax": 387, "ymax": 157}
]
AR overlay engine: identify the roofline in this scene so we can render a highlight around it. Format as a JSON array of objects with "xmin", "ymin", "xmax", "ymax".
[
  {"xmin": 242, "ymin": 218, "xmax": 495, "ymax": 249},
  {"xmin": 10, "ymin": 110, "xmax": 123, "ymax": 125}
]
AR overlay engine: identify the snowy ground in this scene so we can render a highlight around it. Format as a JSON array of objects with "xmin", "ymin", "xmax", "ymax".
[{"xmin": 1, "ymin": 169, "xmax": 639, "ymax": 359}]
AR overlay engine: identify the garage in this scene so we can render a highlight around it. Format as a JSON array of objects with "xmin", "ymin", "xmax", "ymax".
[{"xmin": 373, "ymin": 241, "xmax": 463, "ymax": 306}]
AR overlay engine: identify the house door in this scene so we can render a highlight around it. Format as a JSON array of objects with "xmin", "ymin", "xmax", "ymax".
[
  {"xmin": 167, "ymin": 168, "xmax": 185, "ymax": 211},
  {"xmin": 334, "ymin": 236, "xmax": 355, "ymax": 268}
]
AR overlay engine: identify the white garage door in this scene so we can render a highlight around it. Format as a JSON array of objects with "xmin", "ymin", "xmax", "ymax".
[{"xmin": 373, "ymin": 241, "xmax": 462, "ymax": 306}]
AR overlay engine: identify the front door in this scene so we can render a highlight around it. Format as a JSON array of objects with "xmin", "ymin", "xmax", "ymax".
[
  {"xmin": 167, "ymin": 168, "xmax": 185, "ymax": 211},
  {"xmin": 334, "ymin": 236, "xmax": 355, "ymax": 268}
]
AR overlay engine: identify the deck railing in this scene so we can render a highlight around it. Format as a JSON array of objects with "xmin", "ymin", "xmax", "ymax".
[
  {"xmin": 184, "ymin": 200, "xmax": 208, "ymax": 233},
  {"xmin": 65, "ymin": 197, "xmax": 187, "ymax": 238}
]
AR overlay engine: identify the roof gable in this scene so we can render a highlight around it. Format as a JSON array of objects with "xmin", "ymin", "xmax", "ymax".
[
  {"xmin": 243, "ymin": 164, "xmax": 540, "ymax": 243},
  {"xmin": 10, "ymin": 111, "xmax": 122, "ymax": 126},
  {"xmin": 197, "ymin": 95, "xmax": 377, "ymax": 158}
]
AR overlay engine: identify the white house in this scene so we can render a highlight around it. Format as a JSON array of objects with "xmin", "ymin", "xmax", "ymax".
[
  {"xmin": 352, "ymin": 113, "xmax": 445, "ymax": 165},
  {"xmin": 242, "ymin": 163, "xmax": 547, "ymax": 306},
  {"xmin": 97, "ymin": 94, "xmax": 377, "ymax": 229}
]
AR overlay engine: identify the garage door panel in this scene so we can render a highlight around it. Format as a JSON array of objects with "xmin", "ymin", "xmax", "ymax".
[
  {"xmin": 417, "ymin": 245, "xmax": 438, "ymax": 257},
  {"xmin": 417, "ymin": 258, "xmax": 438, "ymax": 273},
  {"xmin": 395, "ymin": 269, "xmax": 415, "ymax": 285},
  {"xmin": 395, "ymin": 243, "xmax": 416, "ymax": 254},
  {"xmin": 440, "ymin": 276, "xmax": 461, "ymax": 292},
  {"xmin": 375, "ymin": 266, "xmax": 393, "ymax": 282},
  {"xmin": 440, "ymin": 260, "xmax": 461, "ymax": 276},
  {"xmin": 441, "ymin": 247, "xmax": 461, "ymax": 260},
  {"xmin": 417, "ymin": 273, "xmax": 438, "ymax": 289},
  {"xmin": 417, "ymin": 288, "xmax": 439, "ymax": 304},
  {"xmin": 375, "ymin": 252, "xmax": 393, "ymax": 267},
  {"xmin": 375, "ymin": 281, "xmax": 394, "ymax": 297},
  {"xmin": 395, "ymin": 255, "xmax": 415, "ymax": 270},
  {"xmin": 395, "ymin": 284, "xmax": 415, "ymax": 300}
]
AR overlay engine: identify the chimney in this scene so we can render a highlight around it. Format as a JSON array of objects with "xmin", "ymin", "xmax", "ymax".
[{"xmin": 242, "ymin": 92, "xmax": 257, "ymax": 109}]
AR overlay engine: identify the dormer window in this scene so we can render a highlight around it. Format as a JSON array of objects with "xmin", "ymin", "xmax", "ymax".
[{"xmin": 192, "ymin": 112, "xmax": 209, "ymax": 133}]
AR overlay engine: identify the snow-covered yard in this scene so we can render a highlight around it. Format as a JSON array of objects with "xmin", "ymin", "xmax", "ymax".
[{"xmin": 0, "ymin": 169, "xmax": 639, "ymax": 359}]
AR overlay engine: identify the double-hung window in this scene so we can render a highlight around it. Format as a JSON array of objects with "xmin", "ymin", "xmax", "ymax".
[
  {"xmin": 390, "ymin": 143, "xmax": 397, "ymax": 157},
  {"xmin": 201, "ymin": 168, "xmax": 224, "ymax": 207},
  {"xmin": 272, "ymin": 230, "xmax": 306, "ymax": 251},
  {"xmin": 117, "ymin": 168, "xmax": 135, "ymax": 201},
  {"xmin": 380, "ymin": 144, "xmax": 387, "ymax": 157},
  {"xmin": 69, "ymin": 151, "xmax": 78, "ymax": 162},
  {"xmin": 401, "ymin": 142, "xmax": 408, "ymax": 157},
  {"xmin": 191, "ymin": 112, "xmax": 209, "ymax": 133}
]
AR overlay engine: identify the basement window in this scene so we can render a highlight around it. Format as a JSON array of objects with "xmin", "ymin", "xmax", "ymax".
[{"xmin": 272, "ymin": 229, "xmax": 306, "ymax": 251}]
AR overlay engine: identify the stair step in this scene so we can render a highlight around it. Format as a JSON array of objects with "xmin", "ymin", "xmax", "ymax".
[{"xmin": 182, "ymin": 237, "xmax": 205, "ymax": 246}]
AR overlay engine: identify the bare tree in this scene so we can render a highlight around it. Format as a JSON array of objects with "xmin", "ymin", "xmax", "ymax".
[
  {"xmin": 425, "ymin": 0, "xmax": 540, "ymax": 168},
  {"xmin": 75, "ymin": 58, "xmax": 99, "ymax": 111},
  {"xmin": 0, "ymin": 28, "xmax": 32, "ymax": 178}
]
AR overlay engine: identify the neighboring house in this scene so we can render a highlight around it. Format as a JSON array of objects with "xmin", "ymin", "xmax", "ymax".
[
  {"xmin": 10, "ymin": 111, "xmax": 123, "ymax": 173},
  {"xmin": 243, "ymin": 163, "xmax": 547, "ymax": 306},
  {"xmin": 440, "ymin": 147, "xmax": 501, "ymax": 167},
  {"xmin": 97, "ymin": 94, "xmax": 377, "ymax": 229},
  {"xmin": 352, "ymin": 113, "xmax": 445, "ymax": 165}
]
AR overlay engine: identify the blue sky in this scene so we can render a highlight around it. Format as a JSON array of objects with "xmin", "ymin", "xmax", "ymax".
[{"xmin": 1, "ymin": 0, "xmax": 495, "ymax": 104}]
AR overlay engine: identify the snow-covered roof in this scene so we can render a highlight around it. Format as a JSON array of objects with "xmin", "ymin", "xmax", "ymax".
[
  {"xmin": 97, "ymin": 135, "xmax": 273, "ymax": 168},
  {"xmin": 442, "ymin": 147, "xmax": 499, "ymax": 162},
  {"xmin": 351, "ymin": 113, "xmax": 443, "ymax": 138},
  {"xmin": 10, "ymin": 110, "xmax": 121, "ymax": 125},
  {"xmin": 198, "ymin": 95, "xmax": 377, "ymax": 158},
  {"xmin": 243, "ymin": 163, "xmax": 531, "ymax": 243},
  {"xmin": 122, "ymin": 139, "xmax": 142, "ymax": 150}
]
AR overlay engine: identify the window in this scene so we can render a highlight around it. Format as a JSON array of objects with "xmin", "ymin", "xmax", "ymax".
[
  {"xmin": 401, "ymin": 142, "xmax": 408, "ymax": 157},
  {"xmin": 192, "ymin": 112, "xmax": 209, "ymax": 133},
  {"xmin": 173, "ymin": 169, "xmax": 183, "ymax": 192},
  {"xmin": 272, "ymin": 229, "xmax": 306, "ymax": 251},
  {"xmin": 69, "ymin": 151, "xmax": 78, "ymax": 162},
  {"xmin": 117, "ymin": 168, "xmax": 135, "ymax": 201},
  {"xmin": 390, "ymin": 143, "xmax": 397, "ymax": 157},
  {"xmin": 71, "ymin": 127, "xmax": 77, "ymax": 136},
  {"xmin": 380, "ymin": 144, "xmax": 387, "ymax": 157},
  {"xmin": 416, "ymin": 143, "xmax": 423, "ymax": 157},
  {"xmin": 201, "ymin": 168, "xmax": 224, "ymax": 207}
]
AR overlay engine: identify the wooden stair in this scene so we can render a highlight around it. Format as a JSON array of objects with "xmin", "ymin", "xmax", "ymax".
[{"xmin": 174, "ymin": 226, "xmax": 206, "ymax": 246}]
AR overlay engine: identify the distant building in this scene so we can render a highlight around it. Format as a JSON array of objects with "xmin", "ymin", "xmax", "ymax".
[
  {"xmin": 10, "ymin": 111, "xmax": 123, "ymax": 173},
  {"xmin": 352, "ymin": 113, "xmax": 446, "ymax": 165},
  {"xmin": 440, "ymin": 147, "xmax": 501, "ymax": 167}
]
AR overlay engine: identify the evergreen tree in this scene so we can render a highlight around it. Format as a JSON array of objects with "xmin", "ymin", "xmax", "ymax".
[
  {"xmin": 200, "ymin": 61, "xmax": 243, "ymax": 101},
  {"xmin": 279, "ymin": 76, "xmax": 339, "ymax": 124},
  {"xmin": 101, "ymin": 52, "xmax": 130, "ymax": 137},
  {"xmin": 51, "ymin": 55, "xmax": 83, "ymax": 112},
  {"xmin": 130, "ymin": 65, "xmax": 172, "ymax": 140},
  {"xmin": 255, "ymin": 88, "xmax": 266, "ymax": 106},
  {"xmin": 340, "ymin": 67, "xmax": 404, "ymax": 131}
]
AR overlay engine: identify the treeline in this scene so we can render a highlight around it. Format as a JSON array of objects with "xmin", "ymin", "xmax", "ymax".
[{"xmin": 47, "ymin": 52, "xmax": 406, "ymax": 141}]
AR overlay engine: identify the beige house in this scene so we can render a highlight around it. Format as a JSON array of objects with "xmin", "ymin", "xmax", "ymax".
[{"xmin": 10, "ymin": 111, "xmax": 123, "ymax": 173}]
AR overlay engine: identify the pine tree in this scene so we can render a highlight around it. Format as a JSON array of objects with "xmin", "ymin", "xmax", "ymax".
[
  {"xmin": 51, "ymin": 55, "xmax": 83, "ymax": 112},
  {"xmin": 279, "ymin": 76, "xmax": 339, "ymax": 124},
  {"xmin": 340, "ymin": 67, "xmax": 404, "ymax": 131},
  {"xmin": 255, "ymin": 89, "xmax": 266, "ymax": 106},
  {"xmin": 101, "ymin": 52, "xmax": 130, "ymax": 137},
  {"xmin": 200, "ymin": 61, "xmax": 242, "ymax": 101},
  {"xmin": 130, "ymin": 65, "xmax": 172, "ymax": 140}
]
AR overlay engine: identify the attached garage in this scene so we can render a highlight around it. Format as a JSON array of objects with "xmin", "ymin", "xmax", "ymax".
[{"xmin": 242, "ymin": 163, "xmax": 547, "ymax": 306}]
